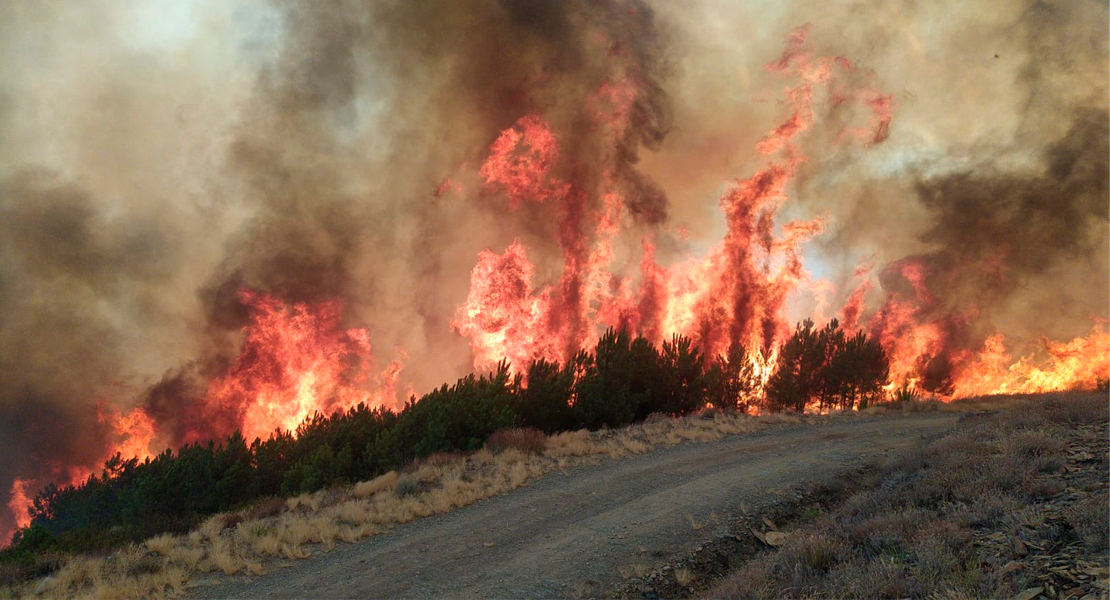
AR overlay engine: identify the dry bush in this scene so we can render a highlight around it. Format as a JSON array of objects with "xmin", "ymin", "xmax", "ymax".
[
  {"xmin": 617, "ymin": 563, "xmax": 649, "ymax": 579},
  {"xmin": 486, "ymin": 427, "xmax": 547, "ymax": 454},
  {"xmin": 166, "ymin": 543, "xmax": 205, "ymax": 571},
  {"xmin": 243, "ymin": 496, "xmax": 286, "ymax": 521},
  {"xmin": 674, "ymin": 567, "xmax": 695, "ymax": 587},
  {"xmin": 778, "ymin": 531, "xmax": 848, "ymax": 573},
  {"xmin": 124, "ymin": 554, "xmax": 164, "ymax": 579},
  {"xmin": 394, "ymin": 475, "xmax": 421, "ymax": 498},
  {"xmin": 196, "ymin": 514, "xmax": 236, "ymax": 541},
  {"xmin": 43, "ymin": 555, "xmax": 105, "ymax": 597},
  {"xmin": 1037, "ymin": 392, "xmax": 1110, "ymax": 425},
  {"xmin": 1004, "ymin": 428, "xmax": 1067, "ymax": 459},
  {"xmin": 827, "ymin": 556, "xmax": 912, "ymax": 599},
  {"xmin": 353, "ymin": 470, "xmax": 400, "ymax": 498},
  {"xmin": 1065, "ymin": 491, "xmax": 1109, "ymax": 552},
  {"xmin": 145, "ymin": 533, "xmax": 179, "ymax": 558},
  {"xmin": 413, "ymin": 451, "xmax": 466, "ymax": 469},
  {"xmin": 846, "ymin": 509, "xmax": 927, "ymax": 556},
  {"xmin": 331, "ymin": 499, "xmax": 371, "ymax": 526},
  {"xmin": 900, "ymin": 398, "xmax": 942, "ymax": 413},
  {"xmin": 544, "ymin": 429, "xmax": 595, "ymax": 458},
  {"xmin": 202, "ymin": 536, "xmax": 242, "ymax": 575},
  {"xmin": 286, "ymin": 492, "xmax": 323, "ymax": 513}
]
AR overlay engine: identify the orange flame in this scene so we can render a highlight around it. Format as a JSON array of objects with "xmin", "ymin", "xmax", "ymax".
[
  {"xmin": 202, "ymin": 289, "xmax": 400, "ymax": 443},
  {"xmin": 952, "ymin": 325, "xmax": 1110, "ymax": 397},
  {"xmin": 6, "ymin": 480, "xmax": 32, "ymax": 534}
]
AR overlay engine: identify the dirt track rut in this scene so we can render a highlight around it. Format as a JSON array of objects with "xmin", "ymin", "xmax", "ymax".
[{"xmin": 194, "ymin": 413, "xmax": 958, "ymax": 598}]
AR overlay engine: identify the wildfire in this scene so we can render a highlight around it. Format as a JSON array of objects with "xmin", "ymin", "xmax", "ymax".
[
  {"xmin": 5, "ymin": 480, "xmax": 31, "ymax": 534},
  {"xmin": 202, "ymin": 289, "xmax": 402, "ymax": 443},
  {"xmin": 951, "ymin": 325, "xmax": 1110, "ymax": 397},
  {"xmin": 453, "ymin": 25, "xmax": 1108, "ymax": 403},
  {"xmin": 5, "ymin": 20, "xmax": 1107, "ymax": 550}
]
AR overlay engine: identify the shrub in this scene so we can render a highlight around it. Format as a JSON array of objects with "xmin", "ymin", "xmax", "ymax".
[
  {"xmin": 243, "ymin": 497, "xmax": 286, "ymax": 521},
  {"xmin": 656, "ymin": 334, "xmax": 707, "ymax": 416},
  {"xmin": 767, "ymin": 319, "xmax": 889, "ymax": 411},
  {"xmin": 1065, "ymin": 491, "xmax": 1109, "ymax": 552},
  {"xmin": 393, "ymin": 476, "xmax": 420, "ymax": 498},
  {"xmin": 486, "ymin": 428, "xmax": 547, "ymax": 454},
  {"xmin": 366, "ymin": 362, "xmax": 517, "ymax": 471},
  {"xmin": 573, "ymin": 329, "xmax": 660, "ymax": 429},
  {"xmin": 512, "ymin": 358, "xmax": 575, "ymax": 433},
  {"xmin": 891, "ymin": 384, "xmax": 918, "ymax": 404},
  {"xmin": 704, "ymin": 344, "xmax": 758, "ymax": 412}
]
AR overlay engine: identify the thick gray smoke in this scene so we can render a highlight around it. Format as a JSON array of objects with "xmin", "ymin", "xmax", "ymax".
[{"xmin": 0, "ymin": 0, "xmax": 1106, "ymax": 542}]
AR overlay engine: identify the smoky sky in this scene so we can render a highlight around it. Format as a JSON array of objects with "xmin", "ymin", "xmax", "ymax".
[{"xmin": 0, "ymin": 0, "xmax": 1106, "ymax": 543}]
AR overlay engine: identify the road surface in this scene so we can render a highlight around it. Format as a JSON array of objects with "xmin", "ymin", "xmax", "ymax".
[{"xmin": 194, "ymin": 412, "xmax": 958, "ymax": 598}]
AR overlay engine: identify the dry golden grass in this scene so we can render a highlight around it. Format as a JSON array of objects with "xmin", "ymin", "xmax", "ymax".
[
  {"xmin": 352, "ymin": 470, "xmax": 399, "ymax": 498},
  {"xmin": 618, "ymin": 562, "xmax": 649, "ymax": 579},
  {"xmin": 13, "ymin": 406, "xmax": 859, "ymax": 598},
  {"xmin": 674, "ymin": 567, "xmax": 695, "ymax": 586}
]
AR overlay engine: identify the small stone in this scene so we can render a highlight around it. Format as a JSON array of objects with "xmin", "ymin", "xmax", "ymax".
[{"xmin": 764, "ymin": 531, "xmax": 788, "ymax": 546}]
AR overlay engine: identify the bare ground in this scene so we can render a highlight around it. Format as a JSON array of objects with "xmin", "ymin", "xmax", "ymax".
[{"xmin": 189, "ymin": 413, "xmax": 958, "ymax": 599}]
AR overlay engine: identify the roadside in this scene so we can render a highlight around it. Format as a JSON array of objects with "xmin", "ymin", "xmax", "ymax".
[{"xmin": 627, "ymin": 392, "xmax": 1107, "ymax": 600}]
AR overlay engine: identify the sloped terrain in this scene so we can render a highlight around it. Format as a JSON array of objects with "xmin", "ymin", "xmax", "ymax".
[{"xmin": 192, "ymin": 413, "xmax": 958, "ymax": 598}]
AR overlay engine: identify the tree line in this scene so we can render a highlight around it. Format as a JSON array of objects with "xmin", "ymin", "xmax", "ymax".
[{"xmin": 3, "ymin": 319, "xmax": 888, "ymax": 562}]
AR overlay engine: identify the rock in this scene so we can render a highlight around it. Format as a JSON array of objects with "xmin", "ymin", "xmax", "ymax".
[
  {"xmin": 763, "ymin": 531, "xmax": 788, "ymax": 546},
  {"xmin": 751, "ymin": 528, "xmax": 766, "ymax": 545}
]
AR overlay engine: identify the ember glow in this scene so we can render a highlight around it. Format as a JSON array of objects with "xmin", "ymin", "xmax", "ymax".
[{"xmin": 1, "ymin": 0, "xmax": 1106, "ymax": 546}]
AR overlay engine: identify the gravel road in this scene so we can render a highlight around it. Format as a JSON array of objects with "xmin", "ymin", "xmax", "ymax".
[{"xmin": 194, "ymin": 412, "xmax": 958, "ymax": 599}]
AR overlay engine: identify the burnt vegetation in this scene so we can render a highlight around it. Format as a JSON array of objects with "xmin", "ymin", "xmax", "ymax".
[{"xmin": 0, "ymin": 322, "xmax": 888, "ymax": 579}]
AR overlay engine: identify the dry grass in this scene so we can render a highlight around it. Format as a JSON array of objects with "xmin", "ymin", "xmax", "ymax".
[
  {"xmin": 486, "ymin": 427, "xmax": 547, "ymax": 454},
  {"xmin": 352, "ymin": 470, "xmax": 399, "ymax": 498},
  {"xmin": 674, "ymin": 567, "xmax": 695, "ymax": 587},
  {"xmin": 13, "ymin": 401, "xmax": 963, "ymax": 598},
  {"xmin": 708, "ymin": 391, "xmax": 1109, "ymax": 600}
]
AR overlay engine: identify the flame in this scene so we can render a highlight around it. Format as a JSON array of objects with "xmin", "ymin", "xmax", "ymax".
[
  {"xmin": 455, "ymin": 26, "xmax": 885, "ymax": 377},
  {"xmin": 952, "ymin": 325, "xmax": 1110, "ymax": 396},
  {"xmin": 96, "ymin": 402, "xmax": 156, "ymax": 463},
  {"xmin": 6, "ymin": 480, "xmax": 32, "ymax": 535},
  {"xmin": 201, "ymin": 289, "xmax": 400, "ymax": 443}
]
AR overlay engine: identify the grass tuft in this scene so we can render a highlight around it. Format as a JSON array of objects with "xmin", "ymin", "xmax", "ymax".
[{"xmin": 486, "ymin": 427, "xmax": 547, "ymax": 454}]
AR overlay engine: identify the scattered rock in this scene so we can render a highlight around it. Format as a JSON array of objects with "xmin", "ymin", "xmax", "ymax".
[
  {"xmin": 1013, "ymin": 586, "xmax": 1043, "ymax": 600},
  {"xmin": 763, "ymin": 531, "xmax": 788, "ymax": 547}
]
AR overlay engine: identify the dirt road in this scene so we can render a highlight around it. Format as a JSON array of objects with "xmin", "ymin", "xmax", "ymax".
[{"xmin": 194, "ymin": 413, "xmax": 958, "ymax": 598}]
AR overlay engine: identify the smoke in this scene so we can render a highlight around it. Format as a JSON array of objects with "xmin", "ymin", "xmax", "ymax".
[{"xmin": 0, "ymin": 0, "xmax": 1106, "ymax": 543}]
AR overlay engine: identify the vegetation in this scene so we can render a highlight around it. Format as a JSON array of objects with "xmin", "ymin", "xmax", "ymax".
[
  {"xmin": 1, "ymin": 322, "xmax": 889, "ymax": 584},
  {"xmin": 765, "ymin": 319, "xmax": 889, "ymax": 412},
  {"xmin": 708, "ymin": 392, "xmax": 1109, "ymax": 599}
]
